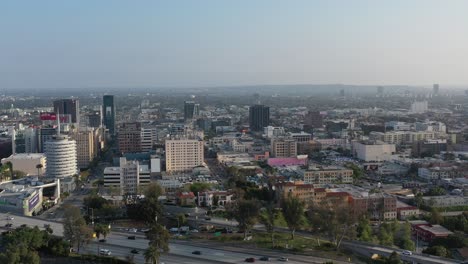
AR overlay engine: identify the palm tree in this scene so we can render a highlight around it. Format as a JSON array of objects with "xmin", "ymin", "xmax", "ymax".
[
  {"xmin": 6, "ymin": 161, "xmax": 13, "ymax": 180},
  {"xmin": 36, "ymin": 164, "xmax": 43, "ymax": 176},
  {"xmin": 145, "ymin": 223, "xmax": 170, "ymax": 264}
]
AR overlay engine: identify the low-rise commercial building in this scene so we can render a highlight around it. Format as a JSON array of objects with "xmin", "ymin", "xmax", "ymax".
[
  {"xmin": 1, "ymin": 153, "xmax": 46, "ymax": 176},
  {"xmin": 304, "ymin": 167, "xmax": 353, "ymax": 184},
  {"xmin": 352, "ymin": 140, "xmax": 396, "ymax": 162}
]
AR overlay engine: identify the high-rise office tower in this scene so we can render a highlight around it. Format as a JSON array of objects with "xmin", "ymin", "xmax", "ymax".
[
  {"xmin": 304, "ymin": 111, "xmax": 323, "ymax": 129},
  {"xmin": 184, "ymin": 101, "xmax": 199, "ymax": 120},
  {"xmin": 38, "ymin": 127, "xmax": 57, "ymax": 153},
  {"xmin": 45, "ymin": 135, "xmax": 78, "ymax": 178},
  {"xmin": 53, "ymin": 99, "xmax": 80, "ymax": 124},
  {"xmin": 118, "ymin": 122, "xmax": 141, "ymax": 153},
  {"xmin": 249, "ymin": 105, "xmax": 270, "ymax": 131},
  {"xmin": 433, "ymin": 84, "xmax": 439, "ymax": 96},
  {"xmin": 103, "ymin": 95, "xmax": 116, "ymax": 136},
  {"xmin": 377, "ymin": 86, "xmax": 384, "ymax": 97},
  {"xmin": 86, "ymin": 111, "xmax": 102, "ymax": 128}
]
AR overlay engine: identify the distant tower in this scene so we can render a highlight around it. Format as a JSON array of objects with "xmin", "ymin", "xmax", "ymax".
[
  {"xmin": 253, "ymin": 93, "xmax": 260, "ymax": 104},
  {"xmin": 433, "ymin": 84, "xmax": 439, "ymax": 96},
  {"xmin": 377, "ymin": 86, "xmax": 384, "ymax": 97},
  {"xmin": 184, "ymin": 101, "xmax": 199, "ymax": 120},
  {"xmin": 249, "ymin": 105, "xmax": 270, "ymax": 131},
  {"xmin": 53, "ymin": 99, "xmax": 79, "ymax": 124},
  {"xmin": 339, "ymin": 89, "xmax": 345, "ymax": 97},
  {"xmin": 103, "ymin": 95, "xmax": 116, "ymax": 136}
]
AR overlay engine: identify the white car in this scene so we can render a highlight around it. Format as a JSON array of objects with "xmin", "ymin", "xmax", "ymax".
[
  {"xmin": 99, "ymin": 249, "xmax": 111, "ymax": 256},
  {"xmin": 402, "ymin": 250, "xmax": 412, "ymax": 256},
  {"xmin": 6, "ymin": 216, "xmax": 14, "ymax": 220}
]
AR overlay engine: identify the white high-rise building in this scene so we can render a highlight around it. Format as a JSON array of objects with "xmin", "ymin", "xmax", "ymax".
[
  {"xmin": 44, "ymin": 135, "xmax": 78, "ymax": 178},
  {"xmin": 141, "ymin": 127, "xmax": 157, "ymax": 152},
  {"xmin": 410, "ymin": 101, "xmax": 428, "ymax": 113},
  {"xmin": 103, "ymin": 157, "xmax": 151, "ymax": 195}
]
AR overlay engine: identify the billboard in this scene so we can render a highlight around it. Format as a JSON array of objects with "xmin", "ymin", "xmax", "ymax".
[
  {"xmin": 40, "ymin": 112, "xmax": 57, "ymax": 121},
  {"xmin": 40, "ymin": 112, "xmax": 70, "ymax": 122},
  {"xmin": 28, "ymin": 192, "xmax": 40, "ymax": 212}
]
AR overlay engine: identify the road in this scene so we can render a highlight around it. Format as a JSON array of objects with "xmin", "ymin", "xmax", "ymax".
[
  {"xmin": 1, "ymin": 212, "xmax": 461, "ymax": 264},
  {"xmin": 0, "ymin": 212, "xmax": 338, "ymax": 264}
]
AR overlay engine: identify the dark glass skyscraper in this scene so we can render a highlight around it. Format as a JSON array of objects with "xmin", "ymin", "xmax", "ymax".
[
  {"xmin": 249, "ymin": 105, "xmax": 270, "ymax": 131},
  {"xmin": 103, "ymin": 95, "xmax": 116, "ymax": 136},
  {"xmin": 184, "ymin": 101, "xmax": 199, "ymax": 120},
  {"xmin": 53, "ymin": 99, "xmax": 80, "ymax": 124}
]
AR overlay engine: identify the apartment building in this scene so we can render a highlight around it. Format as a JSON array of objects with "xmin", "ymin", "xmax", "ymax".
[
  {"xmin": 304, "ymin": 167, "xmax": 354, "ymax": 184},
  {"xmin": 271, "ymin": 138, "xmax": 297, "ymax": 158},
  {"xmin": 165, "ymin": 137, "xmax": 204, "ymax": 173}
]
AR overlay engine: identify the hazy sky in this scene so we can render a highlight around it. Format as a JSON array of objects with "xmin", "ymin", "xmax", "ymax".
[{"xmin": 1, "ymin": 0, "xmax": 468, "ymax": 89}]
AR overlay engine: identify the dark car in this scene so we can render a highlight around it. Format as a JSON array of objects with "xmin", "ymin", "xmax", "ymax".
[
  {"xmin": 5, "ymin": 223, "xmax": 12, "ymax": 228},
  {"xmin": 259, "ymin": 256, "xmax": 270, "ymax": 261},
  {"xmin": 192, "ymin": 250, "xmax": 202, "ymax": 255},
  {"xmin": 245, "ymin": 257, "xmax": 255, "ymax": 262},
  {"xmin": 131, "ymin": 249, "xmax": 139, "ymax": 254},
  {"xmin": 99, "ymin": 239, "xmax": 107, "ymax": 243},
  {"xmin": 205, "ymin": 217, "xmax": 211, "ymax": 220},
  {"xmin": 128, "ymin": 236, "xmax": 136, "ymax": 240}
]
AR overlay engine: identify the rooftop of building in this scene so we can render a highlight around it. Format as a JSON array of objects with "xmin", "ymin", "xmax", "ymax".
[
  {"xmin": 1, "ymin": 153, "xmax": 46, "ymax": 160},
  {"xmin": 417, "ymin": 224, "xmax": 453, "ymax": 235}
]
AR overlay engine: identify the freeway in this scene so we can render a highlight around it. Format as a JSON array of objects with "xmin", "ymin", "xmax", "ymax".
[
  {"xmin": 0, "ymin": 212, "xmax": 333, "ymax": 263},
  {"xmin": 0, "ymin": 212, "xmax": 461, "ymax": 264},
  {"xmin": 189, "ymin": 216, "xmax": 461, "ymax": 264},
  {"xmin": 82, "ymin": 242, "xmax": 226, "ymax": 264}
]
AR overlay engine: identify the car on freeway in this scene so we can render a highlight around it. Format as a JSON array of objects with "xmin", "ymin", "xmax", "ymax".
[
  {"xmin": 128, "ymin": 236, "xmax": 136, "ymax": 240},
  {"xmin": 131, "ymin": 249, "xmax": 139, "ymax": 254},
  {"xmin": 99, "ymin": 239, "xmax": 107, "ymax": 243},
  {"xmin": 278, "ymin": 257, "xmax": 289, "ymax": 262},
  {"xmin": 259, "ymin": 256, "xmax": 270, "ymax": 261},
  {"xmin": 4, "ymin": 223, "xmax": 12, "ymax": 227},
  {"xmin": 402, "ymin": 250, "xmax": 412, "ymax": 256},
  {"xmin": 245, "ymin": 257, "xmax": 255, "ymax": 262},
  {"xmin": 205, "ymin": 217, "xmax": 211, "ymax": 220},
  {"xmin": 192, "ymin": 250, "xmax": 202, "ymax": 255},
  {"xmin": 129, "ymin": 228, "xmax": 138, "ymax": 232},
  {"xmin": 99, "ymin": 249, "xmax": 111, "ymax": 256},
  {"xmin": 6, "ymin": 216, "xmax": 14, "ymax": 220}
]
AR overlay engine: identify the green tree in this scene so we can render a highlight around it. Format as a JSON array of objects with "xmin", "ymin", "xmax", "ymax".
[
  {"xmin": 0, "ymin": 245, "xmax": 40, "ymax": 264},
  {"xmin": 177, "ymin": 214, "xmax": 187, "ymax": 228},
  {"xmin": 189, "ymin": 182, "xmax": 211, "ymax": 194},
  {"xmin": 398, "ymin": 221, "xmax": 415, "ymax": 251},
  {"xmin": 94, "ymin": 223, "xmax": 110, "ymax": 239},
  {"xmin": 145, "ymin": 223, "xmax": 170, "ymax": 264},
  {"xmin": 231, "ymin": 199, "xmax": 260, "ymax": 239},
  {"xmin": 63, "ymin": 205, "xmax": 92, "ymax": 252},
  {"xmin": 309, "ymin": 203, "xmax": 356, "ymax": 250},
  {"xmin": 35, "ymin": 163, "xmax": 43, "ymax": 176},
  {"xmin": 259, "ymin": 204, "xmax": 277, "ymax": 246},
  {"xmin": 127, "ymin": 182, "xmax": 165, "ymax": 224},
  {"xmin": 378, "ymin": 222, "xmax": 394, "ymax": 246},
  {"xmin": 357, "ymin": 217, "xmax": 372, "ymax": 242},
  {"xmin": 429, "ymin": 208, "xmax": 443, "ymax": 225},
  {"xmin": 387, "ymin": 251, "xmax": 402, "ymax": 264},
  {"xmin": 423, "ymin": 245, "xmax": 449, "ymax": 257},
  {"xmin": 281, "ymin": 193, "xmax": 305, "ymax": 239}
]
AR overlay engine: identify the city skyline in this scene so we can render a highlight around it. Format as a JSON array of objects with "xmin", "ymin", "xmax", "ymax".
[{"xmin": 2, "ymin": 1, "xmax": 468, "ymax": 89}]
